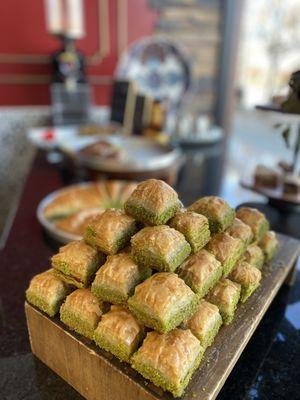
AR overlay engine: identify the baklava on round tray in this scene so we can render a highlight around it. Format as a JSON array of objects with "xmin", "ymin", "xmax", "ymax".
[
  {"xmin": 27, "ymin": 178, "xmax": 279, "ymax": 397},
  {"xmin": 37, "ymin": 180, "xmax": 138, "ymax": 243}
]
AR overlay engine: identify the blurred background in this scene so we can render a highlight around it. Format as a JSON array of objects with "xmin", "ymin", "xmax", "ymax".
[{"xmin": 1, "ymin": 0, "xmax": 300, "ymax": 246}]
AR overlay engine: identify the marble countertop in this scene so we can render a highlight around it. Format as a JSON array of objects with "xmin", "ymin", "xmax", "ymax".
[{"xmin": 0, "ymin": 153, "xmax": 300, "ymax": 400}]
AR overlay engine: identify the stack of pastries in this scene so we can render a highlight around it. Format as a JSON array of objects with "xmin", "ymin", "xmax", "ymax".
[{"xmin": 26, "ymin": 179, "xmax": 279, "ymax": 397}]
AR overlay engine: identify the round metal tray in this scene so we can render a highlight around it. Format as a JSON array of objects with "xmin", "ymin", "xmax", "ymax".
[
  {"xmin": 37, "ymin": 183, "xmax": 90, "ymax": 244},
  {"xmin": 58, "ymin": 135, "xmax": 181, "ymax": 173}
]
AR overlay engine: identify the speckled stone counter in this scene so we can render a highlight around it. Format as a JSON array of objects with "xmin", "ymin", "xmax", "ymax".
[{"xmin": 0, "ymin": 153, "xmax": 300, "ymax": 400}]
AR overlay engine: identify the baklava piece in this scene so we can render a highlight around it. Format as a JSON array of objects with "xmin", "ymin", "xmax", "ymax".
[
  {"xmin": 206, "ymin": 232, "xmax": 245, "ymax": 277},
  {"xmin": 94, "ymin": 305, "xmax": 144, "ymax": 362},
  {"xmin": 244, "ymin": 244, "xmax": 264, "ymax": 269},
  {"xmin": 229, "ymin": 260, "xmax": 261, "ymax": 303},
  {"xmin": 236, "ymin": 207, "xmax": 269, "ymax": 242},
  {"xmin": 128, "ymin": 272, "xmax": 198, "ymax": 333},
  {"xmin": 259, "ymin": 231, "xmax": 279, "ymax": 261},
  {"xmin": 51, "ymin": 240, "xmax": 105, "ymax": 288},
  {"xmin": 43, "ymin": 185, "xmax": 102, "ymax": 220},
  {"xmin": 26, "ymin": 269, "xmax": 72, "ymax": 317},
  {"xmin": 84, "ymin": 209, "xmax": 138, "ymax": 255},
  {"xmin": 131, "ymin": 225, "xmax": 191, "ymax": 272},
  {"xmin": 124, "ymin": 179, "xmax": 180, "ymax": 226},
  {"xmin": 183, "ymin": 299, "xmax": 222, "ymax": 349},
  {"xmin": 188, "ymin": 196, "xmax": 235, "ymax": 233},
  {"xmin": 91, "ymin": 253, "xmax": 151, "ymax": 305},
  {"xmin": 131, "ymin": 329, "xmax": 204, "ymax": 398},
  {"xmin": 55, "ymin": 208, "xmax": 103, "ymax": 236},
  {"xmin": 207, "ymin": 279, "xmax": 241, "ymax": 325},
  {"xmin": 178, "ymin": 249, "xmax": 222, "ymax": 297},
  {"xmin": 60, "ymin": 288, "xmax": 104, "ymax": 339},
  {"xmin": 169, "ymin": 210, "xmax": 210, "ymax": 253},
  {"xmin": 226, "ymin": 217, "xmax": 253, "ymax": 245}
]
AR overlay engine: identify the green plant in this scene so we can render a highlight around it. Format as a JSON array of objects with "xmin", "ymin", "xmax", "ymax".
[{"xmin": 274, "ymin": 122, "xmax": 300, "ymax": 172}]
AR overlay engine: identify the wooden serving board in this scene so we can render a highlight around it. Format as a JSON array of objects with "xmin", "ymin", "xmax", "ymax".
[{"xmin": 25, "ymin": 234, "xmax": 299, "ymax": 400}]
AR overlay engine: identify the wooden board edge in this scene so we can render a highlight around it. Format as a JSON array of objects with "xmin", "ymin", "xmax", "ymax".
[{"xmin": 25, "ymin": 302, "xmax": 160, "ymax": 400}]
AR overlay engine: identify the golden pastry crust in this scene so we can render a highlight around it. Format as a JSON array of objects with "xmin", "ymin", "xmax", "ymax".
[
  {"xmin": 84, "ymin": 209, "xmax": 137, "ymax": 254},
  {"xmin": 125, "ymin": 179, "xmax": 178, "ymax": 214},
  {"xmin": 55, "ymin": 208, "xmax": 104, "ymax": 236},
  {"xmin": 226, "ymin": 218, "xmax": 253, "ymax": 244},
  {"xmin": 131, "ymin": 272, "xmax": 194, "ymax": 318},
  {"xmin": 244, "ymin": 244, "xmax": 264, "ymax": 268},
  {"xmin": 169, "ymin": 210, "xmax": 208, "ymax": 232},
  {"xmin": 183, "ymin": 299, "xmax": 221, "ymax": 338},
  {"xmin": 120, "ymin": 181, "xmax": 138, "ymax": 202},
  {"xmin": 169, "ymin": 210, "xmax": 210, "ymax": 252},
  {"xmin": 260, "ymin": 230, "xmax": 277, "ymax": 245},
  {"xmin": 131, "ymin": 225, "xmax": 188, "ymax": 258},
  {"xmin": 92, "ymin": 253, "xmax": 148, "ymax": 295},
  {"xmin": 188, "ymin": 196, "xmax": 231, "ymax": 219},
  {"xmin": 236, "ymin": 207, "xmax": 268, "ymax": 240},
  {"xmin": 206, "ymin": 233, "xmax": 243, "ymax": 265},
  {"xmin": 51, "ymin": 240, "xmax": 100, "ymax": 283},
  {"xmin": 61, "ymin": 288, "xmax": 104, "ymax": 325},
  {"xmin": 178, "ymin": 249, "xmax": 221, "ymax": 291},
  {"xmin": 44, "ymin": 184, "xmax": 103, "ymax": 219},
  {"xmin": 259, "ymin": 231, "xmax": 279, "ymax": 260},
  {"xmin": 230, "ymin": 260, "xmax": 261, "ymax": 286},
  {"xmin": 55, "ymin": 208, "xmax": 103, "ymax": 235},
  {"xmin": 27, "ymin": 269, "xmax": 69, "ymax": 299},
  {"xmin": 95, "ymin": 305, "xmax": 144, "ymax": 347},
  {"xmin": 132, "ymin": 329, "xmax": 201, "ymax": 386},
  {"xmin": 26, "ymin": 269, "xmax": 72, "ymax": 316},
  {"xmin": 208, "ymin": 279, "xmax": 241, "ymax": 309}
]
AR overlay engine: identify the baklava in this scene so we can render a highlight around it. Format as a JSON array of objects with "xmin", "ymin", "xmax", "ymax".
[
  {"xmin": 128, "ymin": 272, "xmax": 198, "ymax": 333},
  {"xmin": 51, "ymin": 240, "xmax": 105, "ymax": 288},
  {"xmin": 43, "ymin": 185, "xmax": 103, "ymax": 220},
  {"xmin": 178, "ymin": 249, "xmax": 222, "ymax": 297},
  {"xmin": 131, "ymin": 328, "xmax": 204, "ymax": 397},
  {"xmin": 91, "ymin": 253, "xmax": 151, "ymax": 305},
  {"xmin": 26, "ymin": 269, "xmax": 72, "ymax": 316},
  {"xmin": 124, "ymin": 179, "xmax": 180, "ymax": 226},
  {"xmin": 94, "ymin": 305, "xmax": 144, "ymax": 362},
  {"xmin": 206, "ymin": 232, "xmax": 245, "ymax": 277},
  {"xmin": 169, "ymin": 210, "xmax": 211, "ymax": 253},
  {"xmin": 244, "ymin": 244, "xmax": 264, "ymax": 270},
  {"xmin": 183, "ymin": 299, "xmax": 222, "ymax": 349},
  {"xmin": 236, "ymin": 207, "xmax": 269, "ymax": 242},
  {"xmin": 259, "ymin": 231, "xmax": 279, "ymax": 261},
  {"xmin": 229, "ymin": 260, "xmax": 261, "ymax": 302},
  {"xmin": 207, "ymin": 279, "xmax": 241, "ymax": 325},
  {"xmin": 60, "ymin": 288, "xmax": 104, "ymax": 339},
  {"xmin": 131, "ymin": 225, "xmax": 191, "ymax": 272},
  {"xmin": 55, "ymin": 208, "xmax": 103, "ymax": 236},
  {"xmin": 84, "ymin": 209, "xmax": 138, "ymax": 255},
  {"xmin": 188, "ymin": 196, "xmax": 235, "ymax": 233},
  {"xmin": 226, "ymin": 217, "xmax": 253, "ymax": 245}
]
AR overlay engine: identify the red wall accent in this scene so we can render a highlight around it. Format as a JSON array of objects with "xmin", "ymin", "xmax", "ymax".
[{"xmin": 0, "ymin": 0, "xmax": 157, "ymax": 106}]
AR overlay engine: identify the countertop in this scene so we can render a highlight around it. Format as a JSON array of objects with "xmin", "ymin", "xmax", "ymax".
[{"xmin": 1, "ymin": 153, "xmax": 300, "ymax": 400}]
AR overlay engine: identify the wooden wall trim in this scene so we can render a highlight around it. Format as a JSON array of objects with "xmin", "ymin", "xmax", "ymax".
[
  {"xmin": 0, "ymin": 0, "xmax": 128, "ymax": 85},
  {"xmin": 0, "ymin": 0, "xmax": 112, "ymax": 66},
  {"xmin": 0, "ymin": 74, "xmax": 113, "ymax": 85}
]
